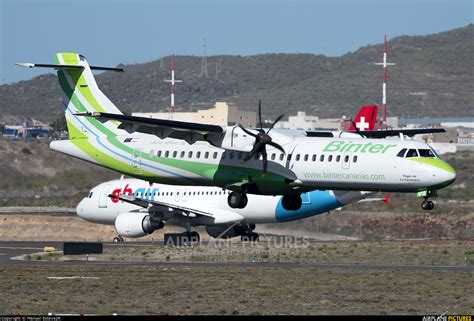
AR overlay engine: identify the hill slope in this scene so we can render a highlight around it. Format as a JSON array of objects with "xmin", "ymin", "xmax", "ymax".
[{"xmin": 1, "ymin": 24, "xmax": 472, "ymax": 123}]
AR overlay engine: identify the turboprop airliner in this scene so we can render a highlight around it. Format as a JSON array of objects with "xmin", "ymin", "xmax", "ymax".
[
  {"xmin": 77, "ymin": 177, "xmax": 384, "ymax": 242},
  {"xmin": 17, "ymin": 53, "xmax": 455, "ymax": 211}
]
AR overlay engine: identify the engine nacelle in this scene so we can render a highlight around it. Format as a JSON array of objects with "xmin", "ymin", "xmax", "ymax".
[{"xmin": 115, "ymin": 212, "xmax": 164, "ymax": 238}]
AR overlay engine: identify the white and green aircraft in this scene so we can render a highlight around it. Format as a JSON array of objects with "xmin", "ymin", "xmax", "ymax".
[{"xmin": 17, "ymin": 52, "xmax": 455, "ymax": 211}]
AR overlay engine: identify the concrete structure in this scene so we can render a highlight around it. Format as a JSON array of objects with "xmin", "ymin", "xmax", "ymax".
[
  {"xmin": 133, "ymin": 102, "xmax": 256, "ymax": 127},
  {"xmin": 277, "ymin": 111, "xmax": 398, "ymax": 131},
  {"xmin": 276, "ymin": 111, "xmax": 340, "ymax": 130}
]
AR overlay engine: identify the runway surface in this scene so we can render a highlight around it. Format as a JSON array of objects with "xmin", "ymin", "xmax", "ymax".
[{"xmin": 1, "ymin": 241, "xmax": 473, "ymax": 272}]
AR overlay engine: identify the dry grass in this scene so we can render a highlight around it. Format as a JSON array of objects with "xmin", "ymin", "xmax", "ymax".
[
  {"xmin": 0, "ymin": 264, "xmax": 472, "ymax": 315},
  {"xmin": 92, "ymin": 239, "xmax": 474, "ymax": 266}
]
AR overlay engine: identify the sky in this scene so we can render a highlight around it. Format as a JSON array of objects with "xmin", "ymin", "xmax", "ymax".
[{"xmin": 0, "ymin": 0, "xmax": 472, "ymax": 84}]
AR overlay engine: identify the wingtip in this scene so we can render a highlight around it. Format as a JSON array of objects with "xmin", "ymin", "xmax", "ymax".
[{"xmin": 15, "ymin": 63, "xmax": 34, "ymax": 68}]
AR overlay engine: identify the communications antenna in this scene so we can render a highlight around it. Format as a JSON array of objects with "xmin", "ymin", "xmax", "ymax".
[
  {"xmin": 200, "ymin": 37, "xmax": 209, "ymax": 78},
  {"xmin": 163, "ymin": 54, "xmax": 183, "ymax": 119},
  {"xmin": 374, "ymin": 35, "xmax": 396, "ymax": 127}
]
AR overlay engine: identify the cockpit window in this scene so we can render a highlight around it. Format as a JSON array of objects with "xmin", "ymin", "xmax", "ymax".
[
  {"xmin": 79, "ymin": 55, "xmax": 87, "ymax": 61},
  {"xmin": 405, "ymin": 149, "xmax": 419, "ymax": 158},
  {"xmin": 418, "ymin": 149, "xmax": 435, "ymax": 158},
  {"xmin": 396, "ymin": 148, "xmax": 407, "ymax": 158}
]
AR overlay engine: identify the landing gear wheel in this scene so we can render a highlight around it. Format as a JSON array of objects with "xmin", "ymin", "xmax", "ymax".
[
  {"xmin": 228, "ymin": 192, "xmax": 248, "ymax": 209},
  {"xmin": 281, "ymin": 195, "xmax": 303, "ymax": 211},
  {"xmin": 421, "ymin": 200, "xmax": 435, "ymax": 211},
  {"xmin": 113, "ymin": 236, "xmax": 124, "ymax": 243},
  {"xmin": 241, "ymin": 232, "xmax": 259, "ymax": 242},
  {"xmin": 188, "ymin": 231, "xmax": 200, "ymax": 243}
]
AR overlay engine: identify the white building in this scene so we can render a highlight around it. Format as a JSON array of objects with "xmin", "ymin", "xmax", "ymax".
[{"xmin": 133, "ymin": 102, "xmax": 256, "ymax": 127}]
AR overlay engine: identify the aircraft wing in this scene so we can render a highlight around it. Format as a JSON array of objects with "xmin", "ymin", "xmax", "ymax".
[
  {"xmin": 359, "ymin": 128, "xmax": 446, "ymax": 138},
  {"xmin": 109, "ymin": 193, "xmax": 243, "ymax": 224},
  {"xmin": 78, "ymin": 112, "xmax": 224, "ymax": 144}
]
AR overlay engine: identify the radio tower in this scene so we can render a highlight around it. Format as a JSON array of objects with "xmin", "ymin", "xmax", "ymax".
[
  {"xmin": 374, "ymin": 35, "xmax": 395, "ymax": 127},
  {"xmin": 163, "ymin": 54, "xmax": 182, "ymax": 119},
  {"xmin": 200, "ymin": 37, "xmax": 209, "ymax": 78}
]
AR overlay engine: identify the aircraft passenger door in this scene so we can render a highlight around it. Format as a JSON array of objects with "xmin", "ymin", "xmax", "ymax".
[
  {"xmin": 181, "ymin": 188, "xmax": 188, "ymax": 202},
  {"xmin": 342, "ymin": 151, "xmax": 352, "ymax": 170},
  {"xmin": 132, "ymin": 149, "xmax": 143, "ymax": 175},
  {"xmin": 98, "ymin": 183, "xmax": 111, "ymax": 208}
]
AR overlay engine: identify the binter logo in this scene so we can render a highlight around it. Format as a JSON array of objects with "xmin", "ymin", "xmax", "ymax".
[
  {"xmin": 323, "ymin": 140, "xmax": 397, "ymax": 154},
  {"xmin": 110, "ymin": 184, "xmax": 160, "ymax": 203}
]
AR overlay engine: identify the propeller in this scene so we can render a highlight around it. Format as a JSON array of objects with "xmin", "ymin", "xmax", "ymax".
[{"xmin": 238, "ymin": 100, "xmax": 285, "ymax": 174}]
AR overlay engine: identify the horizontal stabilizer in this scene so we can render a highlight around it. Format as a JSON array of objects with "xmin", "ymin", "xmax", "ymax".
[
  {"xmin": 359, "ymin": 127, "xmax": 446, "ymax": 138},
  {"xmin": 15, "ymin": 62, "xmax": 124, "ymax": 72}
]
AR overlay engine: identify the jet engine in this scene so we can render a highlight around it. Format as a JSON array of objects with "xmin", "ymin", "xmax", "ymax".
[{"xmin": 115, "ymin": 212, "xmax": 164, "ymax": 238}]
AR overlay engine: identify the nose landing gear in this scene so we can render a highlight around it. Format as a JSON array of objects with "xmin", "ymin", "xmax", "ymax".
[
  {"xmin": 421, "ymin": 199, "xmax": 435, "ymax": 211},
  {"xmin": 418, "ymin": 190, "xmax": 437, "ymax": 211},
  {"xmin": 113, "ymin": 235, "xmax": 125, "ymax": 242}
]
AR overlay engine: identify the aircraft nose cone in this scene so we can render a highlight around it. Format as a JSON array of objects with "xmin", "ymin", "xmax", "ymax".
[
  {"xmin": 438, "ymin": 159, "xmax": 456, "ymax": 187},
  {"xmin": 76, "ymin": 198, "xmax": 86, "ymax": 219}
]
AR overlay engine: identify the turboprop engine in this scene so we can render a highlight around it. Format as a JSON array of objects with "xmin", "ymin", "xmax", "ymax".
[{"xmin": 115, "ymin": 212, "xmax": 164, "ymax": 238}]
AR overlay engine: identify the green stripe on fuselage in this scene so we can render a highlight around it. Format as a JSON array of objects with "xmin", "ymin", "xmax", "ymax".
[{"xmin": 409, "ymin": 157, "xmax": 455, "ymax": 174}]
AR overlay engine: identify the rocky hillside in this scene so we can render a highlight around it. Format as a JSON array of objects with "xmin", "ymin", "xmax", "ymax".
[{"xmin": 1, "ymin": 25, "xmax": 472, "ymax": 124}]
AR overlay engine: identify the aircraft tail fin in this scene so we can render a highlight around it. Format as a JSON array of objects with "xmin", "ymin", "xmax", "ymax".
[
  {"xmin": 348, "ymin": 105, "xmax": 378, "ymax": 131},
  {"xmin": 17, "ymin": 53, "xmax": 125, "ymax": 139}
]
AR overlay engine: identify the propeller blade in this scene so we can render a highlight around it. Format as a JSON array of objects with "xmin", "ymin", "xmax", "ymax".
[
  {"xmin": 268, "ymin": 141, "xmax": 285, "ymax": 154},
  {"xmin": 261, "ymin": 146, "xmax": 268, "ymax": 173},
  {"xmin": 238, "ymin": 124, "xmax": 258, "ymax": 138},
  {"xmin": 266, "ymin": 114, "xmax": 284, "ymax": 134},
  {"xmin": 258, "ymin": 100, "xmax": 263, "ymax": 132},
  {"xmin": 242, "ymin": 143, "xmax": 263, "ymax": 162}
]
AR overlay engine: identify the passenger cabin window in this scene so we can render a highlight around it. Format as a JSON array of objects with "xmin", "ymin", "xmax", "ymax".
[
  {"xmin": 320, "ymin": 155, "xmax": 324, "ymax": 162},
  {"xmin": 397, "ymin": 148, "xmax": 407, "ymax": 158},
  {"xmin": 180, "ymin": 151, "xmax": 185, "ymax": 158},
  {"xmin": 295, "ymin": 154, "xmax": 300, "ymax": 161},
  {"xmin": 188, "ymin": 151, "xmax": 193, "ymax": 158},
  {"xmin": 279, "ymin": 154, "xmax": 284, "ymax": 161},
  {"xmin": 172, "ymin": 151, "xmax": 177, "ymax": 158},
  {"xmin": 418, "ymin": 149, "xmax": 435, "ymax": 158},
  {"xmin": 204, "ymin": 152, "xmax": 209, "ymax": 159},
  {"xmin": 213, "ymin": 152, "xmax": 218, "ymax": 159},
  {"xmin": 312, "ymin": 155, "xmax": 317, "ymax": 162},
  {"xmin": 271, "ymin": 153, "xmax": 276, "ymax": 161},
  {"xmin": 406, "ymin": 149, "xmax": 418, "ymax": 158},
  {"xmin": 353, "ymin": 155, "xmax": 358, "ymax": 163},
  {"xmin": 304, "ymin": 154, "xmax": 308, "ymax": 161},
  {"xmin": 344, "ymin": 155, "xmax": 349, "ymax": 162},
  {"xmin": 196, "ymin": 151, "xmax": 201, "ymax": 159},
  {"xmin": 336, "ymin": 155, "xmax": 341, "ymax": 162},
  {"xmin": 157, "ymin": 150, "xmax": 162, "ymax": 157},
  {"xmin": 165, "ymin": 151, "xmax": 169, "ymax": 157},
  {"xmin": 328, "ymin": 155, "xmax": 333, "ymax": 162},
  {"xmin": 230, "ymin": 152, "xmax": 235, "ymax": 160}
]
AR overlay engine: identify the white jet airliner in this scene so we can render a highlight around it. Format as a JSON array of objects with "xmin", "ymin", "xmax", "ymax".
[
  {"xmin": 18, "ymin": 53, "xmax": 454, "ymax": 211},
  {"xmin": 77, "ymin": 178, "xmax": 384, "ymax": 242}
]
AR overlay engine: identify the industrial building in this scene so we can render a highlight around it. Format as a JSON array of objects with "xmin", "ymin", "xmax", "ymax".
[{"xmin": 132, "ymin": 102, "xmax": 256, "ymax": 127}]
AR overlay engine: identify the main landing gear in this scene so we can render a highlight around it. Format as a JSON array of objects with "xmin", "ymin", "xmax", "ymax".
[
  {"xmin": 164, "ymin": 231, "xmax": 200, "ymax": 246},
  {"xmin": 228, "ymin": 191, "xmax": 303, "ymax": 212},
  {"xmin": 228, "ymin": 191, "xmax": 248, "ymax": 209}
]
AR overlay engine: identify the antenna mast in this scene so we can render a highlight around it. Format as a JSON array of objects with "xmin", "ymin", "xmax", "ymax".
[
  {"xmin": 374, "ymin": 35, "xmax": 395, "ymax": 127},
  {"xmin": 163, "ymin": 54, "xmax": 183, "ymax": 119}
]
